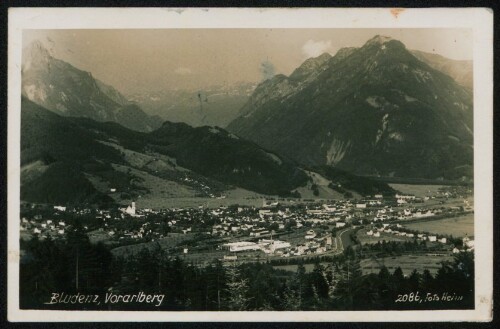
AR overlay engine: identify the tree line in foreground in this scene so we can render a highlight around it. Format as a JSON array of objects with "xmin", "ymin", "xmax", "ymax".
[{"xmin": 20, "ymin": 226, "xmax": 474, "ymax": 311}]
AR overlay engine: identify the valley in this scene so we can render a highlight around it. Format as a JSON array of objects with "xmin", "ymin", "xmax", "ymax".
[{"xmin": 18, "ymin": 32, "xmax": 477, "ymax": 311}]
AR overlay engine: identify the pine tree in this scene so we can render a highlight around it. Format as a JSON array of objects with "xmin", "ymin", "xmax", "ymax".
[{"xmin": 225, "ymin": 264, "xmax": 250, "ymax": 311}]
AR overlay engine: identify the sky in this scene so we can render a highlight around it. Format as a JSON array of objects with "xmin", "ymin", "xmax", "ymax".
[{"xmin": 23, "ymin": 29, "xmax": 473, "ymax": 95}]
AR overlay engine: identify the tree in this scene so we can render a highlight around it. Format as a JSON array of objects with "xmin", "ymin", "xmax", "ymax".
[
  {"xmin": 408, "ymin": 269, "xmax": 421, "ymax": 291},
  {"xmin": 421, "ymin": 269, "xmax": 434, "ymax": 292},
  {"xmin": 225, "ymin": 264, "xmax": 251, "ymax": 311},
  {"xmin": 282, "ymin": 278, "xmax": 302, "ymax": 310},
  {"xmin": 282, "ymin": 263, "xmax": 307, "ymax": 310},
  {"xmin": 392, "ymin": 267, "xmax": 406, "ymax": 292},
  {"xmin": 334, "ymin": 259, "xmax": 362, "ymax": 310}
]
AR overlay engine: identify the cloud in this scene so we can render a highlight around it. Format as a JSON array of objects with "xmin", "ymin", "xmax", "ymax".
[
  {"xmin": 174, "ymin": 67, "xmax": 193, "ymax": 75},
  {"xmin": 302, "ymin": 40, "xmax": 333, "ymax": 58},
  {"xmin": 260, "ymin": 60, "xmax": 275, "ymax": 81}
]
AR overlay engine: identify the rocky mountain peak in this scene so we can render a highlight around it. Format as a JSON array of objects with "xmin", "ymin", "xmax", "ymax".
[
  {"xmin": 365, "ymin": 35, "xmax": 394, "ymax": 46},
  {"xmin": 362, "ymin": 35, "xmax": 406, "ymax": 53},
  {"xmin": 334, "ymin": 47, "xmax": 358, "ymax": 61},
  {"xmin": 22, "ymin": 40, "xmax": 52, "ymax": 70},
  {"xmin": 228, "ymin": 35, "xmax": 473, "ymax": 180},
  {"xmin": 289, "ymin": 53, "xmax": 332, "ymax": 80},
  {"xmin": 314, "ymin": 52, "xmax": 333, "ymax": 62}
]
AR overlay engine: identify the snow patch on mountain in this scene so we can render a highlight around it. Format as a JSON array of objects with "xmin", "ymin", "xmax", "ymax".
[
  {"xmin": 413, "ymin": 69, "xmax": 433, "ymax": 83},
  {"xmin": 24, "ymin": 84, "xmax": 47, "ymax": 102},
  {"xmin": 265, "ymin": 152, "xmax": 283, "ymax": 165},
  {"xmin": 228, "ymin": 133, "xmax": 239, "ymax": 140},
  {"xmin": 326, "ymin": 138, "xmax": 351, "ymax": 166},
  {"xmin": 209, "ymin": 127, "xmax": 222, "ymax": 134},
  {"xmin": 375, "ymin": 114, "xmax": 390, "ymax": 144},
  {"xmin": 366, "ymin": 96, "xmax": 382, "ymax": 108},
  {"xmin": 388, "ymin": 132, "xmax": 404, "ymax": 141}
]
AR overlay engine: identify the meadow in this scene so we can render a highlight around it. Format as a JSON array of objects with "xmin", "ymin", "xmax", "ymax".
[
  {"xmin": 389, "ymin": 184, "xmax": 447, "ymax": 197},
  {"xmin": 360, "ymin": 254, "xmax": 455, "ymax": 276},
  {"xmin": 404, "ymin": 213, "xmax": 474, "ymax": 238}
]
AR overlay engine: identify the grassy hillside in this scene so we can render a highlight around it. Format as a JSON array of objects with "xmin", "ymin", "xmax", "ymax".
[{"xmin": 21, "ymin": 97, "xmax": 395, "ymax": 205}]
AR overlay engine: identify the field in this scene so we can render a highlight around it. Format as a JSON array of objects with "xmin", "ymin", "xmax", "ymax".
[
  {"xmin": 110, "ymin": 233, "xmax": 194, "ymax": 257},
  {"xmin": 360, "ymin": 254, "xmax": 454, "ymax": 276},
  {"xmin": 88, "ymin": 229, "xmax": 112, "ymax": 244},
  {"xmin": 389, "ymin": 184, "xmax": 447, "ymax": 197},
  {"xmin": 404, "ymin": 213, "xmax": 474, "ymax": 238}
]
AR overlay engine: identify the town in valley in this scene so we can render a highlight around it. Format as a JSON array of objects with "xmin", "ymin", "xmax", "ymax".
[{"xmin": 21, "ymin": 183, "xmax": 474, "ymax": 275}]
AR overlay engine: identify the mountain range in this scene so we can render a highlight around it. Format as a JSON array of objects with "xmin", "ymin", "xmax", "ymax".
[
  {"xmin": 411, "ymin": 50, "xmax": 473, "ymax": 90},
  {"xmin": 20, "ymin": 35, "xmax": 474, "ymax": 205},
  {"xmin": 21, "ymin": 97, "xmax": 394, "ymax": 205},
  {"xmin": 127, "ymin": 82, "xmax": 256, "ymax": 128},
  {"xmin": 227, "ymin": 35, "xmax": 473, "ymax": 180},
  {"xmin": 21, "ymin": 41, "xmax": 162, "ymax": 132}
]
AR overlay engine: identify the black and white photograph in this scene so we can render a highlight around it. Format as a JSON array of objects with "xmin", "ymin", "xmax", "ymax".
[{"xmin": 7, "ymin": 7, "xmax": 493, "ymax": 322}]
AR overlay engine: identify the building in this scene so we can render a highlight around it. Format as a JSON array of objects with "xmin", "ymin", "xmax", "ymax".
[
  {"xmin": 322, "ymin": 204, "xmax": 336, "ymax": 212},
  {"xmin": 125, "ymin": 202, "xmax": 136, "ymax": 215},
  {"xmin": 305, "ymin": 230, "xmax": 316, "ymax": 240},
  {"xmin": 269, "ymin": 240, "xmax": 291, "ymax": 252},
  {"xmin": 222, "ymin": 241, "xmax": 260, "ymax": 252},
  {"xmin": 463, "ymin": 236, "xmax": 475, "ymax": 249},
  {"xmin": 396, "ymin": 194, "xmax": 416, "ymax": 200}
]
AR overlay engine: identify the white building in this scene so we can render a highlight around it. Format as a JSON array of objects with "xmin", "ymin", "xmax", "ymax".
[
  {"xmin": 463, "ymin": 236, "xmax": 475, "ymax": 249},
  {"xmin": 396, "ymin": 194, "xmax": 416, "ymax": 200},
  {"xmin": 54, "ymin": 206, "xmax": 66, "ymax": 212},
  {"xmin": 125, "ymin": 202, "xmax": 136, "ymax": 215},
  {"xmin": 223, "ymin": 241, "xmax": 260, "ymax": 252}
]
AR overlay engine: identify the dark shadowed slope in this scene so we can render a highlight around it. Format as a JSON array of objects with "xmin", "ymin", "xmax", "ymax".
[{"xmin": 228, "ymin": 36, "xmax": 473, "ymax": 180}]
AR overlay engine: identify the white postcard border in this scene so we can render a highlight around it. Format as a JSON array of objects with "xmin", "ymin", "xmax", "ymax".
[{"xmin": 7, "ymin": 7, "xmax": 494, "ymax": 322}]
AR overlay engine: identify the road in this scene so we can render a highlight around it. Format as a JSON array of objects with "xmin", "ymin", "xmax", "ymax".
[{"xmin": 337, "ymin": 227, "xmax": 356, "ymax": 251}]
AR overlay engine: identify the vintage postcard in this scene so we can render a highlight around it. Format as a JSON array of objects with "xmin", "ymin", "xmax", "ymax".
[{"xmin": 7, "ymin": 7, "xmax": 493, "ymax": 322}]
